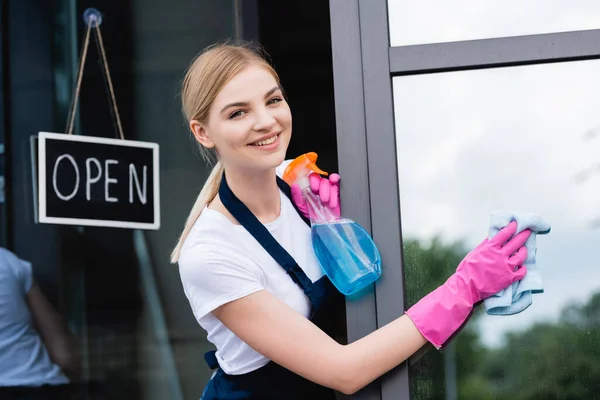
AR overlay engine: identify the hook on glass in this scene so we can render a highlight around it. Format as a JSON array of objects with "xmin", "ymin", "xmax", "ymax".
[{"xmin": 83, "ymin": 8, "xmax": 103, "ymax": 27}]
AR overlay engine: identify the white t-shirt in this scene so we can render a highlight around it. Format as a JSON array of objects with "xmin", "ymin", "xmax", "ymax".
[
  {"xmin": 178, "ymin": 163, "xmax": 325, "ymax": 375},
  {"xmin": 0, "ymin": 248, "xmax": 69, "ymax": 387}
]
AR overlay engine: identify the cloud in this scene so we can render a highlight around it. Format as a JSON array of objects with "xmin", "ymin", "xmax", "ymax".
[
  {"xmin": 388, "ymin": 1, "xmax": 600, "ymax": 46},
  {"xmin": 392, "ymin": 58, "xmax": 600, "ymax": 347}
]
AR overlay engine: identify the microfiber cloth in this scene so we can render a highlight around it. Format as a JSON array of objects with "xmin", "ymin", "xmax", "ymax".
[{"xmin": 484, "ymin": 210, "xmax": 551, "ymax": 316}]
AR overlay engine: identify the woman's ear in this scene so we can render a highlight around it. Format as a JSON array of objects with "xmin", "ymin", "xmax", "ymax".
[{"xmin": 190, "ymin": 120, "xmax": 215, "ymax": 148}]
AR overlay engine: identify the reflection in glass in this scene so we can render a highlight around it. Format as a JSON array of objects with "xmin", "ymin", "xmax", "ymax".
[
  {"xmin": 8, "ymin": 0, "xmax": 237, "ymax": 399},
  {"xmin": 388, "ymin": 1, "xmax": 600, "ymax": 46},
  {"xmin": 394, "ymin": 60, "xmax": 600, "ymax": 399},
  {"xmin": 0, "ymin": 143, "xmax": 5, "ymax": 248}
]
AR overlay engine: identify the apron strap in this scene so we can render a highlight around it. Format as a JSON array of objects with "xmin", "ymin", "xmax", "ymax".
[
  {"xmin": 205, "ymin": 173, "xmax": 329, "ymax": 371},
  {"xmin": 219, "ymin": 174, "xmax": 313, "ymax": 292},
  {"xmin": 204, "ymin": 350, "xmax": 219, "ymax": 370},
  {"xmin": 276, "ymin": 176, "xmax": 311, "ymax": 227}
]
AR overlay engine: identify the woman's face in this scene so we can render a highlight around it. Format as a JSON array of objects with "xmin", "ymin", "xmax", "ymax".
[{"xmin": 192, "ymin": 64, "xmax": 292, "ymax": 173}]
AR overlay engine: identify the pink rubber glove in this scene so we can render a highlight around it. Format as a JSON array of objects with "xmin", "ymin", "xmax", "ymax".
[
  {"xmin": 406, "ymin": 221, "xmax": 530, "ymax": 349},
  {"xmin": 291, "ymin": 173, "xmax": 341, "ymax": 219}
]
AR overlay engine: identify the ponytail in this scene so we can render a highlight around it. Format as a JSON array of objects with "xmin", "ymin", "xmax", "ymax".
[{"xmin": 170, "ymin": 161, "xmax": 224, "ymax": 263}]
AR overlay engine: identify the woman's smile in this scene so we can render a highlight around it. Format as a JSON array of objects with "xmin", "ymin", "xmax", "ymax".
[{"xmin": 248, "ymin": 133, "xmax": 281, "ymax": 150}]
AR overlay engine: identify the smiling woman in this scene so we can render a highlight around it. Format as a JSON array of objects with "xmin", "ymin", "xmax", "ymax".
[
  {"xmin": 168, "ymin": 41, "xmax": 533, "ymax": 400},
  {"xmin": 190, "ymin": 66, "xmax": 290, "ymax": 172},
  {"xmin": 169, "ymin": 43, "xmax": 293, "ymax": 255}
]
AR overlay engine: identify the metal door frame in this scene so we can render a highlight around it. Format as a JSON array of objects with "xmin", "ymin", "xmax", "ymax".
[{"xmin": 328, "ymin": 1, "xmax": 600, "ymax": 399}]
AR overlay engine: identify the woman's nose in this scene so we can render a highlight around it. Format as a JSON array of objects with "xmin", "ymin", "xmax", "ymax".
[{"xmin": 253, "ymin": 108, "xmax": 276, "ymax": 131}]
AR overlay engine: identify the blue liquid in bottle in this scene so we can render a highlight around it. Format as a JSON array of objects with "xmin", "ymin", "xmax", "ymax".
[{"xmin": 312, "ymin": 219, "xmax": 382, "ymax": 295}]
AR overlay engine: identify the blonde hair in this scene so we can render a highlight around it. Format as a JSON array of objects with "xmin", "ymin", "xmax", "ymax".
[{"xmin": 170, "ymin": 42, "xmax": 280, "ymax": 263}]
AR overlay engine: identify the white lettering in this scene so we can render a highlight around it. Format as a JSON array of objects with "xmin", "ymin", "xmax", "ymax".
[
  {"xmin": 129, "ymin": 164, "xmax": 147, "ymax": 205},
  {"xmin": 85, "ymin": 158, "xmax": 102, "ymax": 201},
  {"xmin": 105, "ymin": 159, "xmax": 118, "ymax": 202},
  {"xmin": 52, "ymin": 154, "xmax": 79, "ymax": 201}
]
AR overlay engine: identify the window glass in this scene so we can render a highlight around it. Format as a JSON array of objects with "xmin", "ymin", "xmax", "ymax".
[
  {"xmin": 393, "ymin": 60, "xmax": 600, "ymax": 399},
  {"xmin": 3, "ymin": 1, "xmax": 345, "ymax": 399},
  {"xmin": 0, "ymin": 142, "xmax": 5, "ymax": 247},
  {"xmin": 388, "ymin": 0, "xmax": 600, "ymax": 46},
  {"xmin": 2, "ymin": 1, "xmax": 234, "ymax": 399},
  {"xmin": 0, "ymin": 21, "xmax": 5, "ymax": 247}
]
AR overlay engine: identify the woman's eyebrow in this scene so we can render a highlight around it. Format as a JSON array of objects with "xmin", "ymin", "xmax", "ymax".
[
  {"xmin": 220, "ymin": 101, "xmax": 247, "ymax": 114},
  {"xmin": 220, "ymin": 86, "xmax": 282, "ymax": 114},
  {"xmin": 264, "ymin": 86, "xmax": 281, "ymax": 98}
]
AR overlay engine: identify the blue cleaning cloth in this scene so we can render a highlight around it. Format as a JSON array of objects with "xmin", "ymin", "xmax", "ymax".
[{"xmin": 484, "ymin": 210, "xmax": 551, "ymax": 316}]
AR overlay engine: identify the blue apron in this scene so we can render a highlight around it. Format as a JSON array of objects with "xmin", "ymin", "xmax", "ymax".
[{"xmin": 200, "ymin": 174, "xmax": 342, "ymax": 400}]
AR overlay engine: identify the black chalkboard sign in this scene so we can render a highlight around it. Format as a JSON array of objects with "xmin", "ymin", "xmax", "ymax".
[{"xmin": 37, "ymin": 131, "xmax": 160, "ymax": 230}]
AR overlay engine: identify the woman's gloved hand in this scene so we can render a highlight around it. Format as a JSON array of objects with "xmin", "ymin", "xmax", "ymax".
[
  {"xmin": 406, "ymin": 221, "xmax": 530, "ymax": 349},
  {"xmin": 291, "ymin": 173, "xmax": 341, "ymax": 219}
]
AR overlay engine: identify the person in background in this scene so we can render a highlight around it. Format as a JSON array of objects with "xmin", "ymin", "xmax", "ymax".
[
  {"xmin": 171, "ymin": 41, "xmax": 531, "ymax": 399},
  {"xmin": 0, "ymin": 247, "xmax": 80, "ymax": 399}
]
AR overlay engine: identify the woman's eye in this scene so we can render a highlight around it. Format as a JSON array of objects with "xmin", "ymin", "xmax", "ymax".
[
  {"xmin": 229, "ymin": 110, "xmax": 246, "ymax": 119},
  {"xmin": 267, "ymin": 97, "xmax": 283, "ymax": 105}
]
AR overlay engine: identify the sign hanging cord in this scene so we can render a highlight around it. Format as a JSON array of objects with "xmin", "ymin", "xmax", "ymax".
[{"xmin": 65, "ymin": 9, "xmax": 125, "ymax": 140}]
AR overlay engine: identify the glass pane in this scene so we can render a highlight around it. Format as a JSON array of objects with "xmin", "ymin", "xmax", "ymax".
[
  {"xmin": 0, "ymin": 5, "xmax": 5, "ymax": 247},
  {"xmin": 394, "ymin": 60, "xmax": 600, "ymax": 399},
  {"xmin": 1, "ymin": 1, "xmax": 233, "ymax": 399},
  {"xmin": 388, "ymin": 1, "xmax": 600, "ymax": 46},
  {"xmin": 3, "ymin": 1, "xmax": 345, "ymax": 399},
  {"xmin": 0, "ymin": 142, "xmax": 5, "ymax": 248}
]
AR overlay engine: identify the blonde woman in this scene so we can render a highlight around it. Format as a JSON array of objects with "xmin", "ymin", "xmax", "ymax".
[{"xmin": 172, "ymin": 42, "xmax": 530, "ymax": 399}]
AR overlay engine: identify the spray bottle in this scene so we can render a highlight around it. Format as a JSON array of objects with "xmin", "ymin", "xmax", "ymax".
[{"xmin": 283, "ymin": 153, "xmax": 382, "ymax": 295}]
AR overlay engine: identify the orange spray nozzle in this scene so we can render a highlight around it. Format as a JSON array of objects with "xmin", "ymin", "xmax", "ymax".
[{"xmin": 282, "ymin": 152, "xmax": 328, "ymax": 186}]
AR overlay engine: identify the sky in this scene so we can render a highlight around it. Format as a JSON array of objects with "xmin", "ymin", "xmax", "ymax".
[
  {"xmin": 387, "ymin": 4, "xmax": 600, "ymax": 347},
  {"xmin": 388, "ymin": 0, "xmax": 600, "ymax": 46}
]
